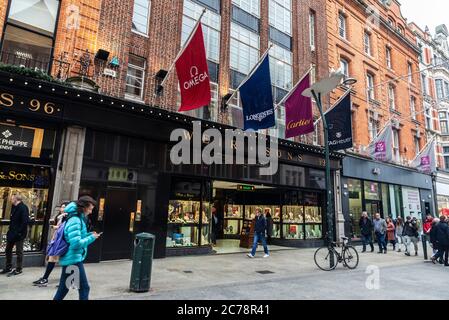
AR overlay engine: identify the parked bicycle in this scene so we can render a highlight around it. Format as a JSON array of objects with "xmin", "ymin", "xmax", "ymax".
[{"xmin": 314, "ymin": 235, "xmax": 359, "ymax": 271}]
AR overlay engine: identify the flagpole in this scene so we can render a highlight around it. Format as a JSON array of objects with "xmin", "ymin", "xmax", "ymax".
[
  {"xmin": 275, "ymin": 66, "xmax": 314, "ymax": 109},
  {"xmin": 160, "ymin": 9, "xmax": 207, "ymax": 88},
  {"xmin": 224, "ymin": 43, "xmax": 274, "ymax": 105},
  {"xmin": 313, "ymin": 88, "xmax": 351, "ymax": 126}
]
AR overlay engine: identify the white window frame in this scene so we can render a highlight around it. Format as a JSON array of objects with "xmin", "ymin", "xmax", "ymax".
[
  {"xmin": 410, "ymin": 96, "xmax": 417, "ymax": 120},
  {"xmin": 132, "ymin": 0, "xmax": 151, "ymax": 36},
  {"xmin": 393, "ymin": 129, "xmax": 400, "ymax": 162},
  {"xmin": 386, "ymin": 47, "xmax": 392, "ymax": 69},
  {"xmin": 182, "ymin": 0, "xmax": 221, "ymax": 63},
  {"xmin": 232, "ymin": 0, "xmax": 260, "ymax": 17},
  {"xmin": 269, "ymin": 44, "xmax": 293, "ymax": 91},
  {"xmin": 388, "ymin": 85, "xmax": 395, "ymax": 110},
  {"xmin": 340, "ymin": 59, "xmax": 349, "ymax": 78},
  {"xmin": 338, "ymin": 13, "xmax": 346, "ymax": 39},
  {"xmin": 309, "ymin": 10, "xmax": 316, "ymax": 50},
  {"xmin": 364, "ymin": 31, "xmax": 371, "ymax": 56},
  {"xmin": 125, "ymin": 56, "xmax": 146, "ymax": 101},
  {"xmin": 367, "ymin": 73, "xmax": 375, "ymax": 100},
  {"xmin": 230, "ymin": 22, "xmax": 260, "ymax": 75},
  {"xmin": 269, "ymin": 0, "xmax": 292, "ymax": 36}
]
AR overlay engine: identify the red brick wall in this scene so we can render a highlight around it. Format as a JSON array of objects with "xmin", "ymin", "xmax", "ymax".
[
  {"xmin": 0, "ymin": 0, "xmax": 8, "ymax": 38},
  {"xmin": 327, "ymin": 0, "xmax": 425, "ymax": 162}
]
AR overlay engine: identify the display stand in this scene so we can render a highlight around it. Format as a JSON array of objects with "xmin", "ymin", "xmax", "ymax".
[{"xmin": 239, "ymin": 219, "xmax": 255, "ymax": 249}]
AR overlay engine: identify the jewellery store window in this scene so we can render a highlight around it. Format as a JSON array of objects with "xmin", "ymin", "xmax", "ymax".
[
  {"xmin": 282, "ymin": 190, "xmax": 323, "ymax": 240},
  {"xmin": 167, "ymin": 178, "xmax": 211, "ymax": 248},
  {"xmin": 0, "ymin": 165, "xmax": 51, "ymax": 253}
]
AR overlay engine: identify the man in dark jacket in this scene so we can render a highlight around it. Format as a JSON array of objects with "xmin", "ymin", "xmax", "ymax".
[
  {"xmin": 211, "ymin": 206, "xmax": 220, "ymax": 246},
  {"xmin": 432, "ymin": 216, "xmax": 449, "ymax": 266},
  {"xmin": 359, "ymin": 212, "xmax": 374, "ymax": 253},
  {"xmin": 403, "ymin": 216, "xmax": 419, "ymax": 256},
  {"xmin": 1, "ymin": 194, "xmax": 30, "ymax": 276},
  {"xmin": 248, "ymin": 208, "xmax": 269, "ymax": 258}
]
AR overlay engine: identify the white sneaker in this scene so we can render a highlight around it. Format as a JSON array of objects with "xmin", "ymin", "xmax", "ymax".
[
  {"xmin": 263, "ymin": 254, "xmax": 270, "ymax": 258},
  {"xmin": 247, "ymin": 254, "xmax": 255, "ymax": 258}
]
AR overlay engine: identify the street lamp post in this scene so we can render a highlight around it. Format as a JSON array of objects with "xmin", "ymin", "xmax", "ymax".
[{"xmin": 302, "ymin": 73, "xmax": 357, "ymax": 249}]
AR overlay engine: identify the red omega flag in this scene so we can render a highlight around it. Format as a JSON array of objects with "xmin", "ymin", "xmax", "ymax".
[{"xmin": 175, "ymin": 23, "xmax": 211, "ymax": 112}]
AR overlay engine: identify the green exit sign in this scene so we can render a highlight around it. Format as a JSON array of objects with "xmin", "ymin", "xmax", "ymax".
[{"xmin": 237, "ymin": 185, "xmax": 255, "ymax": 191}]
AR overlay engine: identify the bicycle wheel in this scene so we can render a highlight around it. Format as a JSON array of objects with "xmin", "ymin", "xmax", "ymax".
[
  {"xmin": 314, "ymin": 247, "xmax": 338, "ymax": 271},
  {"xmin": 342, "ymin": 246, "xmax": 359, "ymax": 269}
]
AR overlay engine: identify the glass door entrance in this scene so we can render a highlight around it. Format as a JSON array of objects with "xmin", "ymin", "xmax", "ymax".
[{"xmin": 365, "ymin": 201, "xmax": 381, "ymax": 218}]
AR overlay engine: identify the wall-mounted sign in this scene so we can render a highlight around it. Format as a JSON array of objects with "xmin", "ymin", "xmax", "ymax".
[
  {"xmin": 0, "ymin": 88, "xmax": 63, "ymax": 118},
  {"xmin": 103, "ymin": 68, "xmax": 117, "ymax": 78},
  {"xmin": 0, "ymin": 123, "xmax": 55, "ymax": 159},
  {"xmin": 135, "ymin": 200, "xmax": 142, "ymax": 222},
  {"xmin": 108, "ymin": 167, "xmax": 137, "ymax": 183},
  {"xmin": 0, "ymin": 165, "xmax": 50, "ymax": 188}
]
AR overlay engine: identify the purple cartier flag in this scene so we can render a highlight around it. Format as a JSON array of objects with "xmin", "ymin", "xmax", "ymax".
[
  {"xmin": 285, "ymin": 73, "xmax": 314, "ymax": 139},
  {"xmin": 368, "ymin": 124, "xmax": 393, "ymax": 162},
  {"xmin": 412, "ymin": 139, "xmax": 436, "ymax": 174}
]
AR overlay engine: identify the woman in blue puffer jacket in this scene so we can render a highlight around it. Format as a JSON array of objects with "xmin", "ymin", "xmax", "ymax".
[{"xmin": 53, "ymin": 196, "xmax": 100, "ymax": 300}]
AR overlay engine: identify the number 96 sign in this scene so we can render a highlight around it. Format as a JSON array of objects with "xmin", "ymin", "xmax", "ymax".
[{"xmin": 0, "ymin": 92, "xmax": 63, "ymax": 118}]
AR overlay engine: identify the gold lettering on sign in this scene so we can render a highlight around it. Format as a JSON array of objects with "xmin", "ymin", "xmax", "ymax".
[{"xmin": 0, "ymin": 93, "xmax": 14, "ymax": 107}]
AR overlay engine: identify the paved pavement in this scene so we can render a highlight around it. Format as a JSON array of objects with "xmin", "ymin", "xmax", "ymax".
[{"xmin": 0, "ymin": 244, "xmax": 446, "ymax": 300}]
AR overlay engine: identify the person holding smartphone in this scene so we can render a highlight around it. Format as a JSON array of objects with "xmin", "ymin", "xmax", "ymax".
[{"xmin": 53, "ymin": 196, "xmax": 101, "ymax": 300}]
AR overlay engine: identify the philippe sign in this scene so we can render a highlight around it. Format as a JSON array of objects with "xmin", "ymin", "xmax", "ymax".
[{"xmin": 0, "ymin": 89, "xmax": 63, "ymax": 118}]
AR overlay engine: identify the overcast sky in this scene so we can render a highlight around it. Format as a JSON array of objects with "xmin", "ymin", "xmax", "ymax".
[{"xmin": 400, "ymin": 0, "xmax": 449, "ymax": 33}]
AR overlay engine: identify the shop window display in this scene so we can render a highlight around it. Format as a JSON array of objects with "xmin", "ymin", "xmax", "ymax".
[
  {"xmin": 0, "ymin": 186, "xmax": 48, "ymax": 253},
  {"xmin": 167, "ymin": 200, "xmax": 201, "ymax": 247},
  {"xmin": 347, "ymin": 179, "xmax": 362, "ymax": 238},
  {"xmin": 223, "ymin": 204, "xmax": 243, "ymax": 236}
]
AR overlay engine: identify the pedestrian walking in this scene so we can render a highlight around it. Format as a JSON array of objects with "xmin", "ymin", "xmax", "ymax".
[
  {"xmin": 373, "ymin": 213, "xmax": 388, "ymax": 254},
  {"xmin": 359, "ymin": 211, "xmax": 374, "ymax": 253},
  {"xmin": 395, "ymin": 217, "xmax": 404, "ymax": 252},
  {"xmin": 403, "ymin": 216, "xmax": 419, "ymax": 256},
  {"xmin": 429, "ymin": 218, "xmax": 441, "ymax": 263},
  {"xmin": 265, "ymin": 209, "xmax": 273, "ymax": 245},
  {"xmin": 386, "ymin": 217, "xmax": 396, "ymax": 251},
  {"xmin": 247, "ymin": 208, "xmax": 269, "ymax": 259},
  {"xmin": 1, "ymin": 194, "xmax": 30, "ymax": 277},
  {"xmin": 32, "ymin": 202, "xmax": 70, "ymax": 287},
  {"xmin": 53, "ymin": 196, "xmax": 101, "ymax": 300},
  {"xmin": 432, "ymin": 216, "xmax": 449, "ymax": 266}
]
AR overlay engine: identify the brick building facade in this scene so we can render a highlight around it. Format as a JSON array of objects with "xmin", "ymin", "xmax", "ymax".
[
  {"xmin": 326, "ymin": 0, "xmax": 426, "ymax": 164},
  {"xmin": 0, "ymin": 0, "xmax": 329, "ymax": 137}
]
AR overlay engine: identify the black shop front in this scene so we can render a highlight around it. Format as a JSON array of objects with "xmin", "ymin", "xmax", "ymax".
[{"xmin": 0, "ymin": 71, "xmax": 343, "ymax": 263}]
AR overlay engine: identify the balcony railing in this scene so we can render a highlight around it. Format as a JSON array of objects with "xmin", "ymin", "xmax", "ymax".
[{"xmin": 0, "ymin": 51, "xmax": 71, "ymax": 80}]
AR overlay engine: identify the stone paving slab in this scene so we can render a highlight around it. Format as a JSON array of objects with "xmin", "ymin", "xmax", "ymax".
[{"xmin": 0, "ymin": 245, "xmax": 444, "ymax": 300}]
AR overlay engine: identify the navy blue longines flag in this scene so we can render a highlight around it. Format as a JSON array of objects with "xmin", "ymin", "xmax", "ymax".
[
  {"xmin": 240, "ymin": 55, "xmax": 275, "ymax": 131},
  {"xmin": 325, "ymin": 92, "xmax": 353, "ymax": 151}
]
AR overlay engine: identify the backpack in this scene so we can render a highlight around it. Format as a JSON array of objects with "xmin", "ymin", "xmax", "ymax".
[{"xmin": 46, "ymin": 216, "xmax": 78, "ymax": 257}]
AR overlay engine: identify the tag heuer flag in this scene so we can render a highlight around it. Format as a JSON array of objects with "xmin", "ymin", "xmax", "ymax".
[
  {"xmin": 175, "ymin": 23, "xmax": 211, "ymax": 112},
  {"xmin": 325, "ymin": 93, "xmax": 353, "ymax": 151},
  {"xmin": 368, "ymin": 124, "xmax": 393, "ymax": 162},
  {"xmin": 240, "ymin": 55, "xmax": 275, "ymax": 131},
  {"xmin": 285, "ymin": 73, "xmax": 314, "ymax": 139},
  {"xmin": 412, "ymin": 139, "xmax": 436, "ymax": 174}
]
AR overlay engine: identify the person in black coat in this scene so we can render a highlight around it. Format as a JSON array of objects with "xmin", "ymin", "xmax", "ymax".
[
  {"xmin": 359, "ymin": 212, "xmax": 374, "ymax": 253},
  {"xmin": 1, "ymin": 194, "xmax": 30, "ymax": 276},
  {"xmin": 248, "ymin": 208, "xmax": 269, "ymax": 258},
  {"xmin": 432, "ymin": 216, "xmax": 449, "ymax": 266}
]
